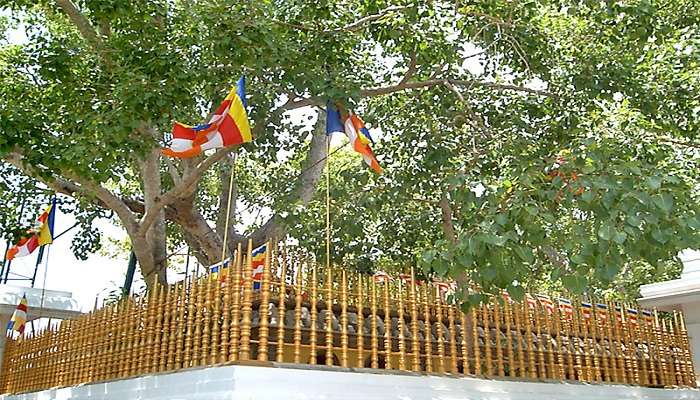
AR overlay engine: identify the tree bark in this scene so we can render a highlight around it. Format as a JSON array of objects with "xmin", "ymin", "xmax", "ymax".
[{"xmin": 139, "ymin": 148, "xmax": 168, "ymax": 287}]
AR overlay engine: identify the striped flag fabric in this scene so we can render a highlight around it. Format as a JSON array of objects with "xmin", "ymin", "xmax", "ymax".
[
  {"xmin": 209, "ymin": 258, "xmax": 231, "ymax": 282},
  {"xmin": 581, "ymin": 302, "xmax": 593, "ymax": 320},
  {"xmin": 326, "ymin": 103, "xmax": 382, "ymax": 174},
  {"xmin": 6, "ymin": 295, "xmax": 28, "ymax": 335},
  {"xmin": 596, "ymin": 303, "xmax": 609, "ymax": 322},
  {"xmin": 641, "ymin": 309, "xmax": 654, "ymax": 323},
  {"xmin": 535, "ymin": 294, "xmax": 555, "ymax": 314},
  {"xmin": 163, "ymin": 76, "xmax": 252, "ymax": 158},
  {"xmin": 251, "ymin": 244, "xmax": 266, "ymax": 290},
  {"xmin": 627, "ymin": 308, "xmax": 638, "ymax": 325},
  {"xmin": 373, "ymin": 271, "xmax": 391, "ymax": 284},
  {"xmin": 525, "ymin": 294, "xmax": 537, "ymax": 310},
  {"xmin": 7, "ymin": 199, "xmax": 56, "ymax": 261},
  {"xmin": 558, "ymin": 298, "xmax": 573, "ymax": 319}
]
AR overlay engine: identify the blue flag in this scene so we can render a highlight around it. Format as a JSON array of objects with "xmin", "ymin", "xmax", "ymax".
[{"xmin": 326, "ymin": 101, "xmax": 344, "ymax": 136}]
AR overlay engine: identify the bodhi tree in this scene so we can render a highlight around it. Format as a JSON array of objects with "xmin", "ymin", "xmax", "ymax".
[{"xmin": 1, "ymin": 0, "xmax": 699, "ymax": 300}]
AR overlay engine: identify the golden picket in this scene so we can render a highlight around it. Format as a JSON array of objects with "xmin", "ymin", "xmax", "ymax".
[{"xmin": 0, "ymin": 251, "xmax": 695, "ymax": 395}]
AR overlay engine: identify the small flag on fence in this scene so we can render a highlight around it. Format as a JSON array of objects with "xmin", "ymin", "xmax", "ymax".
[
  {"xmin": 596, "ymin": 303, "xmax": 608, "ymax": 322},
  {"xmin": 627, "ymin": 308, "xmax": 638, "ymax": 325},
  {"xmin": 535, "ymin": 294, "xmax": 555, "ymax": 314},
  {"xmin": 6, "ymin": 199, "xmax": 56, "ymax": 261},
  {"xmin": 251, "ymin": 244, "xmax": 266, "ymax": 290},
  {"xmin": 373, "ymin": 271, "xmax": 391, "ymax": 284},
  {"xmin": 434, "ymin": 281, "xmax": 455, "ymax": 299},
  {"xmin": 163, "ymin": 76, "xmax": 252, "ymax": 158},
  {"xmin": 525, "ymin": 294, "xmax": 537, "ymax": 310},
  {"xmin": 581, "ymin": 302, "xmax": 593, "ymax": 320},
  {"xmin": 642, "ymin": 309, "xmax": 654, "ymax": 323},
  {"xmin": 398, "ymin": 274, "xmax": 423, "ymax": 286},
  {"xmin": 6, "ymin": 294, "xmax": 28, "ymax": 335},
  {"xmin": 614, "ymin": 305, "xmax": 623, "ymax": 323},
  {"xmin": 501, "ymin": 290, "xmax": 513, "ymax": 303},
  {"xmin": 558, "ymin": 298, "xmax": 573, "ymax": 319},
  {"xmin": 209, "ymin": 258, "xmax": 231, "ymax": 282}
]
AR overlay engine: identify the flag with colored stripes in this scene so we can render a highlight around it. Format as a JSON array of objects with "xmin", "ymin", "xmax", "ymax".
[
  {"xmin": 558, "ymin": 298, "xmax": 573, "ymax": 319},
  {"xmin": 251, "ymin": 244, "xmax": 266, "ymax": 290},
  {"xmin": 627, "ymin": 308, "xmax": 638, "ymax": 325},
  {"xmin": 434, "ymin": 281, "xmax": 456, "ymax": 298},
  {"xmin": 596, "ymin": 303, "xmax": 608, "ymax": 322},
  {"xmin": 535, "ymin": 294, "xmax": 554, "ymax": 314},
  {"xmin": 641, "ymin": 309, "xmax": 654, "ymax": 323},
  {"xmin": 163, "ymin": 76, "xmax": 252, "ymax": 158},
  {"xmin": 7, "ymin": 199, "xmax": 56, "ymax": 261},
  {"xmin": 373, "ymin": 271, "xmax": 391, "ymax": 284},
  {"xmin": 326, "ymin": 103, "xmax": 382, "ymax": 174},
  {"xmin": 6, "ymin": 295, "xmax": 28, "ymax": 335},
  {"xmin": 581, "ymin": 302, "xmax": 593, "ymax": 320},
  {"xmin": 525, "ymin": 294, "xmax": 537, "ymax": 310},
  {"xmin": 209, "ymin": 258, "xmax": 231, "ymax": 282}
]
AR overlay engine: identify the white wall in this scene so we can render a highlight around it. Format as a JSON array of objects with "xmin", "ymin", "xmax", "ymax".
[{"xmin": 2, "ymin": 363, "xmax": 699, "ymax": 400}]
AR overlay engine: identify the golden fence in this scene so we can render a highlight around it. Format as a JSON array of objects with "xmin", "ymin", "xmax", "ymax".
[{"xmin": 0, "ymin": 241, "xmax": 696, "ymax": 395}]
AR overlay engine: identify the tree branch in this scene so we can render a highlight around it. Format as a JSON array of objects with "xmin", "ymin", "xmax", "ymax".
[
  {"xmin": 4, "ymin": 151, "xmax": 139, "ymax": 234},
  {"xmin": 54, "ymin": 0, "xmax": 103, "ymax": 48},
  {"xmin": 331, "ymin": 5, "xmax": 410, "ymax": 32}
]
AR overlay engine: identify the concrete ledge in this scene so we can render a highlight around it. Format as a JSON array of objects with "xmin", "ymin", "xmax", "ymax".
[{"xmin": 2, "ymin": 363, "xmax": 699, "ymax": 400}]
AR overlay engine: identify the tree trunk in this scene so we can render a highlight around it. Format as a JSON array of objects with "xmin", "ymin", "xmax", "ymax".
[{"xmin": 139, "ymin": 148, "xmax": 168, "ymax": 288}]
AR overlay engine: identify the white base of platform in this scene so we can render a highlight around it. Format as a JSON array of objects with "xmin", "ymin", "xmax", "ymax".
[{"xmin": 3, "ymin": 363, "xmax": 699, "ymax": 400}]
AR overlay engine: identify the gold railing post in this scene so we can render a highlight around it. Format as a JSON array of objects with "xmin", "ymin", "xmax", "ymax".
[
  {"xmin": 512, "ymin": 300, "xmax": 525, "ymax": 378},
  {"xmin": 276, "ymin": 247, "xmax": 288, "ymax": 363},
  {"xmin": 341, "ymin": 269, "xmax": 349, "ymax": 367},
  {"xmin": 292, "ymin": 262, "xmax": 303, "ymax": 364},
  {"xmin": 447, "ymin": 302, "xmax": 458, "ymax": 374},
  {"xmin": 552, "ymin": 304, "xmax": 565, "ymax": 380},
  {"xmin": 532, "ymin": 302, "xmax": 546, "ymax": 379},
  {"xmin": 382, "ymin": 276, "xmax": 392, "ymax": 370},
  {"xmin": 423, "ymin": 285, "xmax": 433, "ymax": 373},
  {"xmin": 580, "ymin": 305, "xmax": 593, "ymax": 382},
  {"xmin": 258, "ymin": 241, "xmax": 272, "ymax": 362},
  {"xmin": 522, "ymin": 301, "xmax": 536, "ymax": 379},
  {"xmin": 325, "ymin": 265, "xmax": 335, "ymax": 366},
  {"xmin": 357, "ymin": 272, "xmax": 366, "ymax": 369},
  {"xmin": 229, "ymin": 243, "xmax": 243, "ymax": 361},
  {"xmin": 239, "ymin": 239, "xmax": 254, "ymax": 360},
  {"xmin": 678, "ymin": 311, "xmax": 696, "ymax": 387},
  {"xmin": 503, "ymin": 297, "xmax": 515, "ymax": 378},
  {"xmin": 409, "ymin": 271, "xmax": 420, "ymax": 372},
  {"xmin": 158, "ymin": 284, "xmax": 171, "ymax": 372},
  {"xmin": 201, "ymin": 274, "xmax": 214, "ymax": 366},
  {"xmin": 174, "ymin": 279, "xmax": 188, "ymax": 369},
  {"xmin": 371, "ymin": 278, "xmax": 379, "ymax": 369},
  {"xmin": 493, "ymin": 299, "xmax": 505, "ymax": 377},
  {"xmin": 192, "ymin": 277, "xmax": 205, "ymax": 367},
  {"xmin": 310, "ymin": 262, "xmax": 318, "ymax": 364},
  {"xmin": 211, "ymin": 264, "xmax": 223, "ymax": 365},
  {"xmin": 183, "ymin": 276, "xmax": 196, "ymax": 368},
  {"xmin": 543, "ymin": 305, "xmax": 556, "ymax": 380},
  {"xmin": 397, "ymin": 279, "xmax": 406, "ymax": 371},
  {"xmin": 604, "ymin": 302, "xmax": 619, "ymax": 383},
  {"xmin": 435, "ymin": 288, "xmax": 446, "ymax": 373}
]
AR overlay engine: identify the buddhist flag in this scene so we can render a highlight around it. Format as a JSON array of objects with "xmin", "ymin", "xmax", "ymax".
[
  {"xmin": 163, "ymin": 76, "xmax": 252, "ymax": 158},
  {"xmin": 6, "ymin": 199, "xmax": 56, "ymax": 261},
  {"xmin": 6, "ymin": 295, "xmax": 28, "ymax": 335},
  {"xmin": 251, "ymin": 244, "xmax": 266, "ymax": 290},
  {"xmin": 344, "ymin": 112, "xmax": 382, "ymax": 174},
  {"xmin": 326, "ymin": 103, "xmax": 382, "ymax": 174},
  {"xmin": 373, "ymin": 271, "xmax": 391, "ymax": 284}
]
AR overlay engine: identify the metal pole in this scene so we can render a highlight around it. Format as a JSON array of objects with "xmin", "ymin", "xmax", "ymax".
[
  {"xmin": 30, "ymin": 245, "xmax": 46, "ymax": 287},
  {"xmin": 2, "ymin": 197, "xmax": 27, "ymax": 284},
  {"xmin": 122, "ymin": 250, "xmax": 137, "ymax": 296},
  {"xmin": 184, "ymin": 248, "xmax": 190, "ymax": 280}
]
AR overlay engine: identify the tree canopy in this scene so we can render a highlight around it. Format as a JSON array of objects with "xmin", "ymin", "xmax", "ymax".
[{"xmin": 1, "ymin": 0, "xmax": 699, "ymax": 303}]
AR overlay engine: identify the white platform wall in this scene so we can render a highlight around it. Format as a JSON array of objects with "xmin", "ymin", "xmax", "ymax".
[{"xmin": 2, "ymin": 363, "xmax": 699, "ymax": 400}]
